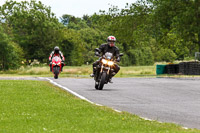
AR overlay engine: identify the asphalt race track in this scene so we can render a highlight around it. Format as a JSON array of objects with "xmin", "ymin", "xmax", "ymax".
[
  {"xmin": 1, "ymin": 77, "xmax": 200, "ymax": 129},
  {"xmin": 50, "ymin": 77, "xmax": 200, "ymax": 129}
]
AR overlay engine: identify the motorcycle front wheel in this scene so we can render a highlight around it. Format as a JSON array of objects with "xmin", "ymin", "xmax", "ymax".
[
  {"xmin": 54, "ymin": 74, "xmax": 58, "ymax": 79},
  {"xmin": 53, "ymin": 66, "xmax": 60, "ymax": 79},
  {"xmin": 98, "ymin": 72, "xmax": 106, "ymax": 90}
]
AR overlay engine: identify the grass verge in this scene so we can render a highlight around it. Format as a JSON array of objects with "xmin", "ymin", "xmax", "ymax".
[
  {"xmin": 0, "ymin": 65, "xmax": 158, "ymax": 78},
  {"xmin": 1, "ymin": 65, "xmax": 200, "ymax": 78},
  {"xmin": 0, "ymin": 80, "xmax": 199, "ymax": 132}
]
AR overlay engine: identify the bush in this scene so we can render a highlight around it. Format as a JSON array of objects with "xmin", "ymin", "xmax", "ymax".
[
  {"xmin": 0, "ymin": 26, "xmax": 24, "ymax": 70},
  {"xmin": 121, "ymin": 54, "xmax": 131, "ymax": 66},
  {"xmin": 122, "ymin": 47, "xmax": 154, "ymax": 66},
  {"xmin": 155, "ymin": 48, "xmax": 177, "ymax": 62},
  {"xmin": 60, "ymin": 29, "xmax": 84, "ymax": 66},
  {"xmin": 7, "ymin": 42, "xmax": 24, "ymax": 69}
]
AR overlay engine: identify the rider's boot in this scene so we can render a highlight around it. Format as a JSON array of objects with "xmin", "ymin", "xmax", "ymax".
[
  {"xmin": 90, "ymin": 73, "xmax": 94, "ymax": 77},
  {"xmin": 50, "ymin": 64, "xmax": 52, "ymax": 72},
  {"xmin": 90, "ymin": 67, "xmax": 96, "ymax": 77},
  {"xmin": 61, "ymin": 64, "xmax": 63, "ymax": 71},
  {"xmin": 108, "ymin": 78, "xmax": 113, "ymax": 83},
  {"xmin": 109, "ymin": 72, "xmax": 116, "ymax": 83},
  {"xmin": 61, "ymin": 62, "xmax": 64, "ymax": 71}
]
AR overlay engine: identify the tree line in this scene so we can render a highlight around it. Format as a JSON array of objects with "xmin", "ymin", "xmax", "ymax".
[{"xmin": 0, "ymin": 0, "xmax": 199, "ymax": 70}]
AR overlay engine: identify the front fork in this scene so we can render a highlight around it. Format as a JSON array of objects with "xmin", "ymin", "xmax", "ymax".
[
  {"xmin": 100, "ymin": 65, "xmax": 110, "ymax": 74},
  {"xmin": 99, "ymin": 65, "xmax": 111, "ymax": 82}
]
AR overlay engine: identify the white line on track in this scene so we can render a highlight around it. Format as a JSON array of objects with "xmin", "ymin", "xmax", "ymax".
[
  {"xmin": 46, "ymin": 78, "xmax": 93, "ymax": 103},
  {"xmin": 45, "ymin": 78, "xmax": 108, "ymax": 108}
]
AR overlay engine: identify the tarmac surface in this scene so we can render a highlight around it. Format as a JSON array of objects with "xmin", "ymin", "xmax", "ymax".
[{"xmin": 50, "ymin": 77, "xmax": 200, "ymax": 129}]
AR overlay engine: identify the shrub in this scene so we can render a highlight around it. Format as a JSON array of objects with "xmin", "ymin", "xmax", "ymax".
[
  {"xmin": 122, "ymin": 47, "xmax": 154, "ymax": 66},
  {"xmin": 0, "ymin": 26, "xmax": 24, "ymax": 70},
  {"xmin": 155, "ymin": 48, "xmax": 177, "ymax": 62}
]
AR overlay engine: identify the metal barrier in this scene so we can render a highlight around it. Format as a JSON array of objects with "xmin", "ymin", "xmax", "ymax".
[{"xmin": 157, "ymin": 61, "xmax": 200, "ymax": 75}]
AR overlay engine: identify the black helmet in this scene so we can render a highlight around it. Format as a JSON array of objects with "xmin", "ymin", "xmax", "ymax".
[{"xmin": 54, "ymin": 46, "xmax": 60, "ymax": 54}]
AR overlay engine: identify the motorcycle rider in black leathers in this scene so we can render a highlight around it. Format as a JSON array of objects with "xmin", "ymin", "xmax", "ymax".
[
  {"xmin": 90, "ymin": 36, "xmax": 121, "ymax": 83},
  {"xmin": 49, "ymin": 46, "xmax": 65, "ymax": 71}
]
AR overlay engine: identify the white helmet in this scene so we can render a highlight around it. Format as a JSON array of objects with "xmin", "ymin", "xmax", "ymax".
[
  {"xmin": 54, "ymin": 46, "xmax": 60, "ymax": 54},
  {"xmin": 107, "ymin": 36, "xmax": 116, "ymax": 47}
]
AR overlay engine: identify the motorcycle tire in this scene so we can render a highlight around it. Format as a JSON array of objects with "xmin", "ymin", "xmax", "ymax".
[
  {"xmin": 53, "ymin": 66, "xmax": 60, "ymax": 79},
  {"xmin": 54, "ymin": 74, "xmax": 58, "ymax": 79},
  {"xmin": 98, "ymin": 72, "xmax": 106, "ymax": 90}
]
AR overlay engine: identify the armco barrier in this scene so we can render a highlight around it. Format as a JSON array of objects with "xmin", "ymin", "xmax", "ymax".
[
  {"xmin": 179, "ymin": 62, "xmax": 200, "ymax": 75},
  {"xmin": 166, "ymin": 64, "xmax": 179, "ymax": 74},
  {"xmin": 158, "ymin": 61, "xmax": 200, "ymax": 75}
]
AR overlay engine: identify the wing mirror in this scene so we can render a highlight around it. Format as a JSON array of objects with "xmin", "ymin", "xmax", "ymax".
[
  {"xmin": 119, "ymin": 53, "xmax": 123, "ymax": 57},
  {"xmin": 95, "ymin": 48, "xmax": 100, "ymax": 52}
]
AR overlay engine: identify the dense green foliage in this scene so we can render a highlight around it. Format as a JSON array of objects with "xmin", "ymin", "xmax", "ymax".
[
  {"xmin": 0, "ymin": 25, "xmax": 23, "ymax": 70},
  {"xmin": 0, "ymin": 0, "xmax": 63, "ymax": 63},
  {"xmin": 0, "ymin": 0, "xmax": 200, "ymax": 70}
]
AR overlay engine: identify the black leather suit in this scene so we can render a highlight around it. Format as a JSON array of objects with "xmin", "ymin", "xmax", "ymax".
[{"xmin": 92, "ymin": 43, "xmax": 120, "ymax": 76}]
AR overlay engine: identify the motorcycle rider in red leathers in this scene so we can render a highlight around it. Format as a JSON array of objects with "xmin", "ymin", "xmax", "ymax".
[{"xmin": 49, "ymin": 46, "xmax": 65, "ymax": 71}]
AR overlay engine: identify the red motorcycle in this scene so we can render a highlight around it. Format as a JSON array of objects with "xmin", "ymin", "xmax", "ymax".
[{"xmin": 50, "ymin": 56, "xmax": 62, "ymax": 79}]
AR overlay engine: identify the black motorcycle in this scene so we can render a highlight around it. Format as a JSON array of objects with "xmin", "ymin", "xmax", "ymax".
[{"xmin": 93, "ymin": 48, "xmax": 123, "ymax": 90}]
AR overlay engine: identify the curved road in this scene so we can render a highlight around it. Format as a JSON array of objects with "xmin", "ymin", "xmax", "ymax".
[
  {"xmin": 1, "ymin": 77, "xmax": 200, "ymax": 129},
  {"xmin": 50, "ymin": 77, "xmax": 200, "ymax": 129}
]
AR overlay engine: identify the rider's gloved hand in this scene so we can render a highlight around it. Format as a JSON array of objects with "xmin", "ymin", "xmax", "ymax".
[
  {"xmin": 116, "ymin": 57, "xmax": 120, "ymax": 62},
  {"xmin": 95, "ymin": 52, "xmax": 100, "ymax": 56}
]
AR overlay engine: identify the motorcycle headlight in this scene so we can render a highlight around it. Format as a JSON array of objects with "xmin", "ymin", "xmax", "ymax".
[
  {"xmin": 52, "ymin": 62, "xmax": 56, "ymax": 65},
  {"xmin": 108, "ymin": 61, "xmax": 114, "ymax": 66},
  {"xmin": 57, "ymin": 62, "xmax": 61, "ymax": 65},
  {"xmin": 102, "ymin": 59, "xmax": 108, "ymax": 64}
]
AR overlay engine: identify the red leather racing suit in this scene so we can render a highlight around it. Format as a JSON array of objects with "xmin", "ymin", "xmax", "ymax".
[{"xmin": 49, "ymin": 51, "xmax": 65, "ymax": 62}]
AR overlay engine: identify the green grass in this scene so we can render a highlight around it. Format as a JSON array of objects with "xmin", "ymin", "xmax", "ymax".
[
  {"xmin": 0, "ymin": 80, "xmax": 199, "ymax": 132},
  {"xmin": 118, "ymin": 65, "xmax": 156, "ymax": 77},
  {"xmin": 1, "ymin": 64, "xmax": 200, "ymax": 78},
  {"xmin": 0, "ymin": 65, "xmax": 156, "ymax": 78}
]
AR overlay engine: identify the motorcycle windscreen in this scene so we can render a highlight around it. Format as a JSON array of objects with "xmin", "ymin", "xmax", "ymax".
[
  {"xmin": 52, "ymin": 56, "xmax": 61, "ymax": 63},
  {"xmin": 104, "ymin": 52, "xmax": 113, "ymax": 60}
]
